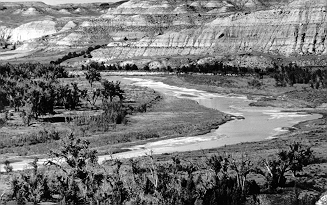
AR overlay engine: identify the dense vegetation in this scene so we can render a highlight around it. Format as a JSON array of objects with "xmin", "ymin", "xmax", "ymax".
[
  {"xmin": 3, "ymin": 134, "xmax": 316, "ymax": 205},
  {"xmin": 174, "ymin": 62, "xmax": 327, "ymax": 89},
  {"xmin": 0, "ymin": 63, "xmax": 69, "ymax": 115},
  {"xmin": 50, "ymin": 45, "xmax": 105, "ymax": 65},
  {"xmin": 0, "ymin": 62, "xmax": 157, "ymax": 155},
  {"xmin": 82, "ymin": 61, "xmax": 327, "ymax": 89},
  {"xmin": 0, "ymin": 63, "xmax": 127, "ymax": 116}
]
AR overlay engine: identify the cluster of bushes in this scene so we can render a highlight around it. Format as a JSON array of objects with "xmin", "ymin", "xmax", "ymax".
[
  {"xmin": 0, "ymin": 63, "xmax": 68, "ymax": 80},
  {"xmin": 70, "ymin": 68, "xmax": 156, "ymax": 133},
  {"xmin": 175, "ymin": 61, "xmax": 327, "ymax": 89},
  {"xmin": 50, "ymin": 45, "xmax": 105, "ymax": 65},
  {"xmin": 273, "ymin": 63, "xmax": 327, "ymax": 88},
  {"xmin": 72, "ymin": 101, "xmax": 127, "ymax": 133},
  {"xmin": 83, "ymin": 68, "xmax": 125, "ymax": 107},
  {"xmin": 81, "ymin": 60, "xmax": 327, "ymax": 91},
  {"xmin": 0, "ymin": 64, "xmax": 84, "ymax": 121},
  {"xmin": 4, "ymin": 134, "xmax": 316, "ymax": 205},
  {"xmin": 0, "ymin": 61, "xmax": 159, "ymax": 153},
  {"xmin": 82, "ymin": 61, "xmax": 139, "ymax": 71},
  {"xmin": 0, "ymin": 63, "xmax": 69, "ymax": 115},
  {"xmin": 175, "ymin": 62, "xmax": 267, "ymax": 77},
  {"xmin": 0, "ymin": 63, "xmax": 128, "ymax": 126}
]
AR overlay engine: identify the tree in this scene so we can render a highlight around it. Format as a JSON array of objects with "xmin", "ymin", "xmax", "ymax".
[
  {"xmin": 7, "ymin": 82, "xmax": 27, "ymax": 111},
  {"xmin": 0, "ymin": 89, "xmax": 9, "ymax": 112},
  {"xmin": 61, "ymin": 83, "xmax": 83, "ymax": 110},
  {"xmin": 82, "ymin": 88, "xmax": 101, "ymax": 108},
  {"xmin": 101, "ymin": 80, "xmax": 124, "ymax": 102},
  {"xmin": 28, "ymin": 81, "xmax": 57, "ymax": 119},
  {"xmin": 85, "ymin": 68, "xmax": 101, "ymax": 87}
]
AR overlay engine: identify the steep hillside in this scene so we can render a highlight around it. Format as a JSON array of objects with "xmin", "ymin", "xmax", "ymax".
[
  {"xmin": 91, "ymin": 0, "xmax": 327, "ymax": 65},
  {"xmin": 1, "ymin": 0, "xmax": 327, "ymax": 67}
]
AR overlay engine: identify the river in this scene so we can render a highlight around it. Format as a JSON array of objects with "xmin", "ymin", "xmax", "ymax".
[
  {"xmin": 2, "ymin": 77, "xmax": 322, "ymax": 171},
  {"xmin": 99, "ymin": 77, "xmax": 321, "ymax": 162}
]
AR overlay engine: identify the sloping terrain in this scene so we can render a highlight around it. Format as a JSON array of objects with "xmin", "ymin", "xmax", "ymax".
[{"xmin": 0, "ymin": 0, "xmax": 327, "ymax": 67}]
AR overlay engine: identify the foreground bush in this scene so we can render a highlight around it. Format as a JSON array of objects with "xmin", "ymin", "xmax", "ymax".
[
  {"xmin": 6, "ymin": 135, "xmax": 315, "ymax": 205},
  {"xmin": 258, "ymin": 142, "xmax": 314, "ymax": 190}
]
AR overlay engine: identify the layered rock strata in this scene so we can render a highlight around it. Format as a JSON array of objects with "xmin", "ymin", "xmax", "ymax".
[
  {"xmin": 92, "ymin": 0, "xmax": 327, "ymax": 62},
  {"xmin": 0, "ymin": 0, "xmax": 326, "ymax": 65}
]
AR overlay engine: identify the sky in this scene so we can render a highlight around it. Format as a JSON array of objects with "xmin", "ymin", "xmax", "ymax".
[{"xmin": 2, "ymin": 0, "xmax": 120, "ymax": 5}]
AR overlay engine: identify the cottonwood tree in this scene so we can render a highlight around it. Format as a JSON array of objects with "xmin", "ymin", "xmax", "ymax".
[
  {"xmin": 57, "ymin": 83, "xmax": 83, "ymax": 110},
  {"xmin": 82, "ymin": 88, "xmax": 102, "ymax": 108},
  {"xmin": 6, "ymin": 82, "xmax": 27, "ymax": 112},
  {"xmin": 28, "ymin": 81, "xmax": 57, "ymax": 119},
  {"xmin": 85, "ymin": 68, "xmax": 101, "ymax": 87},
  {"xmin": 101, "ymin": 80, "xmax": 124, "ymax": 102}
]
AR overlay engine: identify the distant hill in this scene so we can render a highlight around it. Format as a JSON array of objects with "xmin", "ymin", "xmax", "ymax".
[{"xmin": 0, "ymin": 0, "xmax": 326, "ymax": 67}]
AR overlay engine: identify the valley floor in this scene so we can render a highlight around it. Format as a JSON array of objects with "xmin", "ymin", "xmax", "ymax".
[{"xmin": 1, "ymin": 73, "xmax": 327, "ymax": 203}]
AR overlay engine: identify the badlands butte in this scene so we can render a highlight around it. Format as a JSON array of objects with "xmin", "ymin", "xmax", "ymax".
[{"xmin": 0, "ymin": 0, "xmax": 327, "ymax": 67}]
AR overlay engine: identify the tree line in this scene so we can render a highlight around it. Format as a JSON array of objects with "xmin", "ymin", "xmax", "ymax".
[
  {"xmin": 272, "ymin": 63, "xmax": 327, "ymax": 88},
  {"xmin": 83, "ymin": 60, "xmax": 327, "ymax": 89},
  {"xmin": 50, "ymin": 45, "xmax": 105, "ymax": 65},
  {"xmin": 82, "ymin": 61, "xmax": 139, "ymax": 71},
  {"xmin": 170, "ymin": 62, "xmax": 327, "ymax": 89}
]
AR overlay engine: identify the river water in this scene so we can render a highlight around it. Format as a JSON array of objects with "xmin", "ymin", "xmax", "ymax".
[
  {"xmin": 2, "ymin": 77, "xmax": 321, "ymax": 171},
  {"xmin": 99, "ymin": 77, "xmax": 321, "ymax": 161}
]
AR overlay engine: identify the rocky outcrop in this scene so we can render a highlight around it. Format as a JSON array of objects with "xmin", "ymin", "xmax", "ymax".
[
  {"xmin": 1, "ymin": 0, "xmax": 326, "ymax": 66},
  {"xmin": 0, "ymin": 1, "xmax": 115, "ymax": 46},
  {"xmin": 9, "ymin": 20, "xmax": 57, "ymax": 43},
  {"xmin": 91, "ymin": 0, "xmax": 327, "ymax": 63},
  {"xmin": 0, "ymin": 26, "xmax": 12, "ymax": 41}
]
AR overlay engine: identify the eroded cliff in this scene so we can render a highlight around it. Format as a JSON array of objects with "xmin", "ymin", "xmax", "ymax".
[
  {"xmin": 91, "ymin": 0, "xmax": 327, "ymax": 64},
  {"xmin": 1, "ymin": 0, "xmax": 326, "ymax": 66}
]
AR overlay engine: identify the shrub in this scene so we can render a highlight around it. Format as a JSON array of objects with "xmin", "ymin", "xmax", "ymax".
[
  {"xmin": 101, "ymin": 80, "xmax": 124, "ymax": 102},
  {"xmin": 10, "ymin": 158, "xmax": 51, "ymax": 203},
  {"xmin": 259, "ymin": 142, "xmax": 313, "ymax": 190},
  {"xmin": 85, "ymin": 68, "xmax": 101, "ymax": 87},
  {"xmin": 46, "ymin": 133, "xmax": 104, "ymax": 204},
  {"xmin": 102, "ymin": 101, "xmax": 127, "ymax": 124},
  {"xmin": 3, "ymin": 160, "xmax": 13, "ymax": 173}
]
